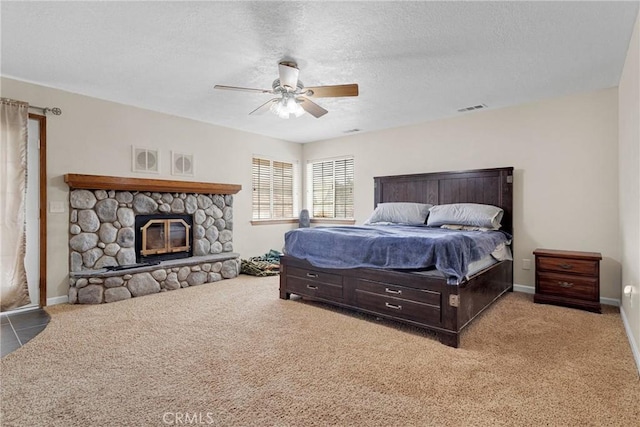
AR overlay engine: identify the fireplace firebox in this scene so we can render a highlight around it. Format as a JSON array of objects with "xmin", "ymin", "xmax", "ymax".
[{"xmin": 135, "ymin": 214, "xmax": 193, "ymax": 263}]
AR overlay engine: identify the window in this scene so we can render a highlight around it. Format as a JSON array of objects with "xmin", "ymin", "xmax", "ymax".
[
  {"xmin": 308, "ymin": 157, "xmax": 354, "ymax": 219},
  {"xmin": 252, "ymin": 157, "xmax": 296, "ymax": 220}
]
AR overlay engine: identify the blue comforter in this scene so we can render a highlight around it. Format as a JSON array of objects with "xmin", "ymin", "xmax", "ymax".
[{"xmin": 284, "ymin": 225, "xmax": 511, "ymax": 283}]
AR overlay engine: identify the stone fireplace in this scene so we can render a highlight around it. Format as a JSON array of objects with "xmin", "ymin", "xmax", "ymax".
[{"xmin": 65, "ymin": 174, "xmax": 242, "ymax": 304}]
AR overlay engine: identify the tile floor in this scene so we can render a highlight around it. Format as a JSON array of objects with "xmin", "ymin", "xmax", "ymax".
[{"xmin": 1, "ymin": 308, "xmax": 50, "ymax": 358}]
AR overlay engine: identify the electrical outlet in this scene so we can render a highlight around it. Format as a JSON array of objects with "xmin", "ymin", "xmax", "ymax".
[
  {"xmin": 624, "ymin": 285, "xmax": 634, "ymax": 307},
  {"xmin": 49, "ymin": 201, "xmax": 65, "ymax": 213},
  {"xmin": 522, "ymin": 259, "xmax": 531, "ymax": 270}
]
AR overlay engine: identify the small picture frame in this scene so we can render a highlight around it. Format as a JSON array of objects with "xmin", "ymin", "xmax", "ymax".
[
  {"xmin": 171, "ymin": 151, "xmax": 194, "ymax": 176},
  {"xmin": 132, "ymin": 146, "xmax": 159, "ymax": 173}
]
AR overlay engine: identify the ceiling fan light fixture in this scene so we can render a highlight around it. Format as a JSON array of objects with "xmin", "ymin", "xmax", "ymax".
[
  {"xmin": 270, "ymin": 97, "xmax": 305, "ymax": 119},
  {"xmin": 214, "ymin": 60, "xmax": 358, "ymax": 119}
]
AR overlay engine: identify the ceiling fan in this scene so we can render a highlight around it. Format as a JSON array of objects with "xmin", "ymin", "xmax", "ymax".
[{"xmin": 214, "ymin": 61, "xmax": 358, "ymax": 119}]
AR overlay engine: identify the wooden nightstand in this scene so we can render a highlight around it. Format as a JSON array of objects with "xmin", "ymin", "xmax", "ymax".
[{"xmin": 533, "ymin": 249, "xmax": 602, "ymax": 313}]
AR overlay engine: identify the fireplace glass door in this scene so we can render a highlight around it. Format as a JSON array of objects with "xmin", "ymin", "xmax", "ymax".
[{"xmin": 140, "ymin": 219, "xmax": 191, "ymax": 256}]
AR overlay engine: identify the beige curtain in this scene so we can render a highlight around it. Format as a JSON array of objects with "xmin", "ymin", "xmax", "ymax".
[{"xmin": 0, "ymin": 98, "xmax": 31, "ymax": 311}]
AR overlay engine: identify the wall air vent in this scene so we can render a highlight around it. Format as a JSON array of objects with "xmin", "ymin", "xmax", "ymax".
[
  {"xmin": 457, "ymin": 104, "xmax": 487, "ymax": 113},
  {"xmin": 171, "ymin": 151, "xmax": 194, "ymax": 176},
  {"xmin": 132, "ymin": 146, "xmax": 159, "ymax": 173}
]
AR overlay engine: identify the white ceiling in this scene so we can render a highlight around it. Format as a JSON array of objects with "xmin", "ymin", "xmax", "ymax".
[{"xmin": 1, "ymin": 1, "xmax": 638, "ymax": 143}]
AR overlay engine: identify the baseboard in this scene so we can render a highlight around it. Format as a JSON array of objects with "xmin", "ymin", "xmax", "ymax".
[
  {"xmin": 0, "ymin": 304, "xmax": 40, "ymax": 316},
  {"xmin": 2, "ymin": 296, "xmax": 71, "ymax": 310},
  {"xmin": 47, "ymin": 295, "xmax": 69, "ymax": 306},
  {"xmin": 601, "ymin": 297, "xmax": 621, "ymax": 307},
  {"xmin": 513, "ymin": 284, "xmax": 620, "ymax": 306},
  {"xmin": 620, "ymin": 305, "xmax": 640, "ymax": 377},
  {"xmin": 513, "ymin": 283, "xmax": 534, "ymax": 294}
]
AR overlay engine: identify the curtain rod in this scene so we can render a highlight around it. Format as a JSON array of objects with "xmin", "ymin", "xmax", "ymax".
[
  {"xmin": 29, "ymin": 105, "xmax": 62, "ymax": 115},
  {"xmin": 0, "ymin": 98, "xmax": 62, "ymax": 115}
]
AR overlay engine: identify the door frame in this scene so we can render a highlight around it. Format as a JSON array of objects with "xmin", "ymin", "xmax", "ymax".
[{"xmin": 28, "ymin": 113, "xmax": 47, "ymax": 307}]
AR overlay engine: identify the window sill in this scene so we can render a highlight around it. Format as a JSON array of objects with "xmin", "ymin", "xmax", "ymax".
[
  {"xmin": 250, "ymin": 218, "xmax": 356, "ymax": 226},
  {"xmin": 310, "ymin": 218, "xmax": 356, "ymax": 225},
  {"xmin": 251, "ymin": 219, "xmax": 298, "ymax": 226}
]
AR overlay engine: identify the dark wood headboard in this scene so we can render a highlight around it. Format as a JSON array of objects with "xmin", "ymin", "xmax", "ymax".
[{"xmin": 373, "ymin": 167, "xmax": 514, "ymax": 234}]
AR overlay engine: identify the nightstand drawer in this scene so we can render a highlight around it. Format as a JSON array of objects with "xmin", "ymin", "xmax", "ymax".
[
  {"xmin": 538, "ymin": 272, "xmax": 598, "ymax": 300},
  {"xmin": 537, "ymin": 257, "xmax": 598, "ymax": 276}
]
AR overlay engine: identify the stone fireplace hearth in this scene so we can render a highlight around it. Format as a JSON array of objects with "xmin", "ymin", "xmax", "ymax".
[{"xmin": 65, "ymin": 174, "xmax": 242, "ymax": 304}]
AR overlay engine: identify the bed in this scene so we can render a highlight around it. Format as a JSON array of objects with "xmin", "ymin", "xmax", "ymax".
[{"xmin": 279, "ymin": 167, "xmax": 514, "ymax": 347}]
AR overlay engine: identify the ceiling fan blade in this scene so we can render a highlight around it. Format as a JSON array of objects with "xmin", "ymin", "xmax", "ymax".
[
  {"xmin": 304, "ymin": 84, "xmax": 359, "ymax": 98},
  {"xmin": 249, "ymin": 98, "xmax": 279, "ymax": 115},
  {"xmin": 278, "ymin": 62, "xmax": 299, "ymax": 90},
  {"xmin": 298, "ymin": 97, "xmax": 328, "ymax": 118},
  {"xmin": 214, "ymin": 85, "xmax": 273, "ymax": 94}
]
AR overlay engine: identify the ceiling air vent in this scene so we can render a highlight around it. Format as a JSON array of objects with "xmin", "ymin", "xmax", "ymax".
[
  {"xmin": 457, "ymin": 104, "xmax": 487, "ymax": 113},
  {"xmin": 343, "ymin": 128, "xmax": 361, "ymax": 133}
]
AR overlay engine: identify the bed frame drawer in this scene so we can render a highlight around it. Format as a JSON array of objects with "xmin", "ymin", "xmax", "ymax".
[
  {"xmin": 354, "ymin": 289, "xmax": 441, "ymax": 325},
  {"xmin": 286, "ymin": 276, "xmax": 343, "ymax": 300},
  {"xmin": 354, "ymin": 279, "xmax": 440, "ymax": 306},
  {"xmin": 287, "ymin": 266, "xmax": 343, "ymax": 286}
]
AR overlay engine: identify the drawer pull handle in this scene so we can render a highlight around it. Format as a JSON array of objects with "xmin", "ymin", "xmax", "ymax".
[
  {"xmin": 306, "ymin": 285, "xmax": 318, "ymax": 290},
  {"xmin": 306, "ymin": 273, "xmax": 319, "ymax": 278},
  {"xmin": 385, "ymin": 302, "xmax": 402, "ymax": 310},
  {"xmin": 385, "ymin": 288, "xmax": 402, "ymax": 295},
  {"xmin": 559, "ymin": 263, "xmax": 573, "ymax": 270},
  {"xmin": 558, "ymin": 281, "xmax": 574, "ymax": 288}
]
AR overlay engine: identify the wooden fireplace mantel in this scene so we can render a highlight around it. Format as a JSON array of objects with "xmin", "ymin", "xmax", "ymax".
[{"xmin": 64, "ymin": 174, "xmax": 241, "ymax": 195}]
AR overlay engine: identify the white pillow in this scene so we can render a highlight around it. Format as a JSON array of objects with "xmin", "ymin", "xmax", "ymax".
[
  {"xmin": 364, "ymin": 202, "xmax": 433, "ymax": 225},
  {"xmin": 427, "ymin": 203, "xmax": 504, "ymax": 229}
]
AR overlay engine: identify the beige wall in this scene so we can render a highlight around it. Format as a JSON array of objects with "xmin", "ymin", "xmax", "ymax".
[
  {"xmin": 0, "ymin": 77, "xmax": 301, "ymax": 301},
  {"xmin": 618, "ymin": 12, "xmax": 640, "ymax": 367},
  {"xmin": 0, "ymin": 77, "xmax": 626, "ymax": 308},
  {"xmin": 303, "ymin": 88, "xmax": 621, "ymax": 300}
]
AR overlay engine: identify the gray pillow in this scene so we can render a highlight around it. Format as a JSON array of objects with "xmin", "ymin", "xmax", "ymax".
[
  {"xmin": 364, "ymin": 202, "xmax": 433, "ymax": 225},
  {"xmin": 427, "ymin": 203, "xmax": 504, "ymax": 229}
]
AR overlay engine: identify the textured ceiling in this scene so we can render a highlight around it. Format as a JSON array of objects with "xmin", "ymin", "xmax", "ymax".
[{"xmin": 1, "ymin": 1, "xmax": 638, "ymax": 143}]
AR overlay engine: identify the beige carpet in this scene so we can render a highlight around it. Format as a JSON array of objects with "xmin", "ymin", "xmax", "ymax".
[{"xmin": 1, "ymin": 275, "xmax": 638, "ymax": 426}]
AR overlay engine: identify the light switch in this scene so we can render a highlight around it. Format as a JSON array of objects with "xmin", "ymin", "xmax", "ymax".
[
  {"xmin": 49, "ymin": 201, "xmax": 65, "ymax": 213},
  {"xmin": 522, "ymin": 259, "xmax": 531, "ymax": 270}
]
